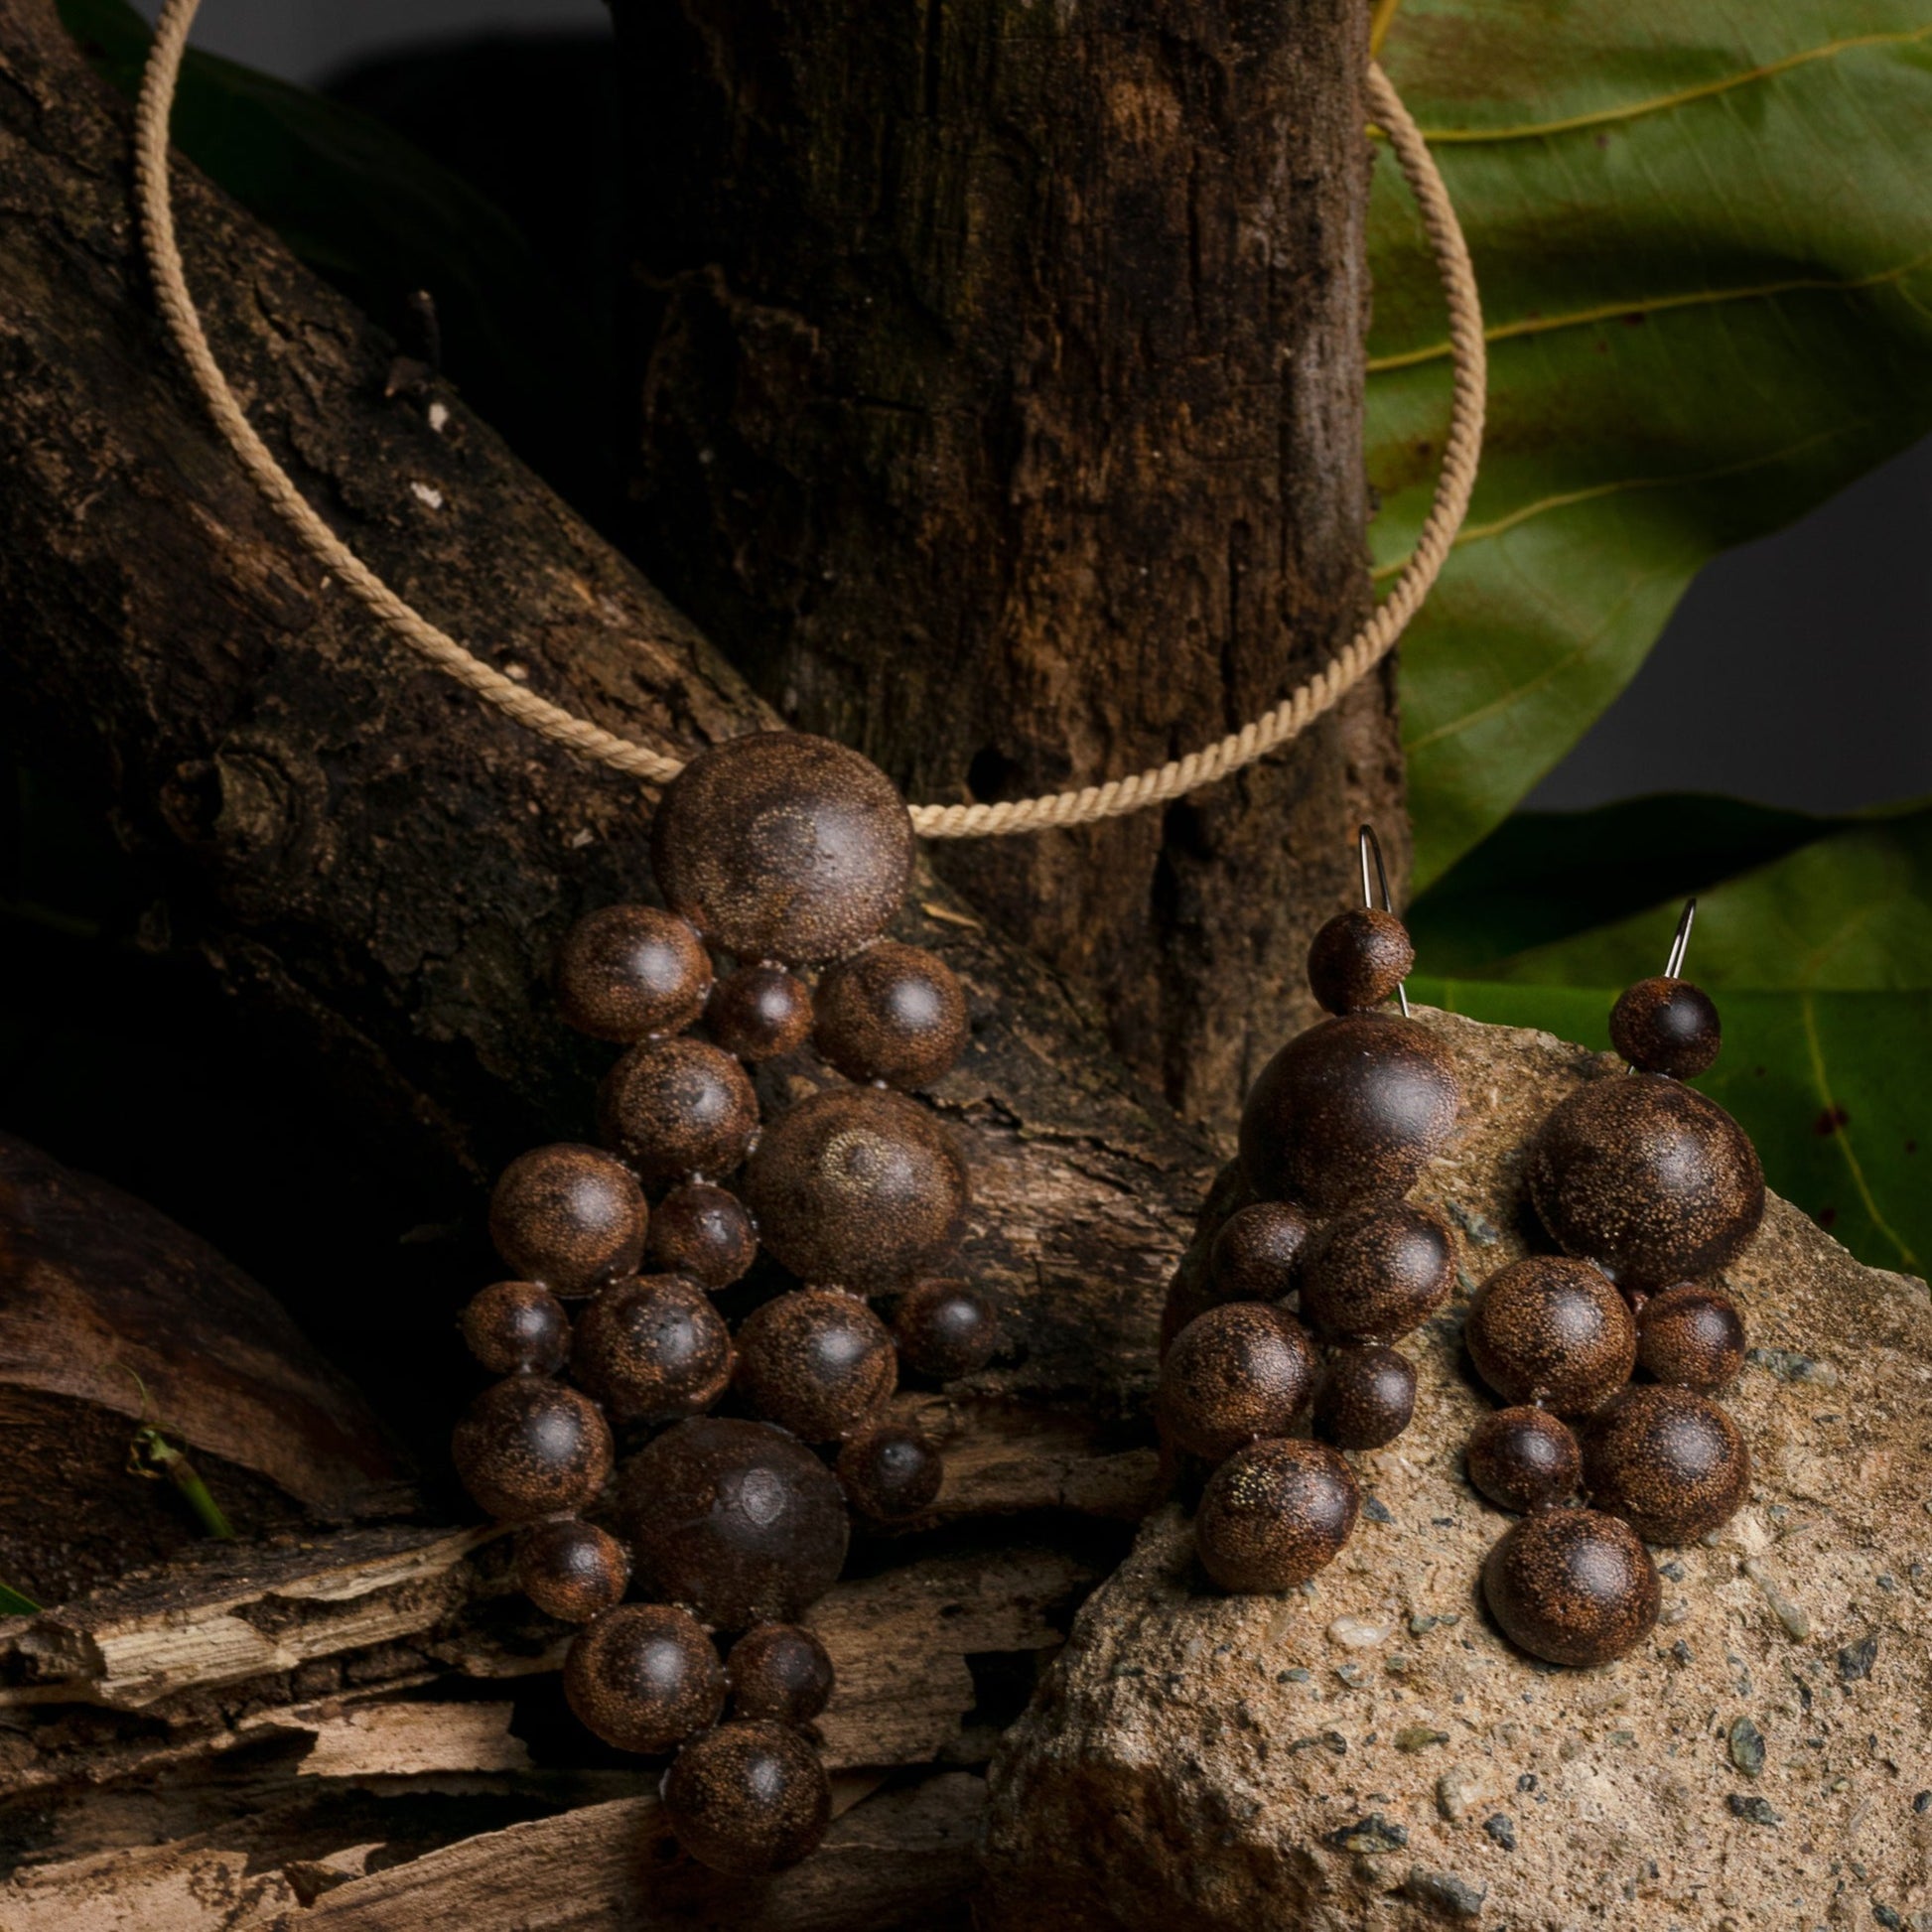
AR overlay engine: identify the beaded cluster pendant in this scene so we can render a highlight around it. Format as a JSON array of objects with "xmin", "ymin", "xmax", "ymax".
[{"xmin": 449, "ymin": 732, "xmax": 997, "ymax": 1874}]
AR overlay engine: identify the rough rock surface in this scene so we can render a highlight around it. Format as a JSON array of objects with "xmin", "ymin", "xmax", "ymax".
[{"xmin": 985, "ymin": 1011, "xmax": 1932, "ymax": 1929}]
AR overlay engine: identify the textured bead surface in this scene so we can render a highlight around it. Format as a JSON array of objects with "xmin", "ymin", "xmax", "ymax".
[
  {"xmin": 814, "ymin": 942, "xmax": 970, "ymax": 1088},
  {"xmin": 662, "ymin": 1720, "xmax": 833, "ymax": 1874},
  {"xmin": 1637, "ymin": 1284, "xmax": 1746, "ymax": 1390},
  {"xmin": 1482, "ymin": 1506, "xmax": 1660, "ymax": 1667},
  {"xmin": 1465, "ymin": 1406, "xmax": 1583, "ymax": 1514},
  {"xmin": 1583, "ymin": 1384, "xmax": 1750, "ymax": 1545},
  {"xmin": 571, "ymin": 1275, "xmax": 734, "ymax": 1426},
  {"xmin": 650, "ymin": 732, "xmax": 913, "ymax": 964},
  {"xmin": 460, "ymin": 1280, "xmax": 569, "ymax": 1376},
  {"xmin": 564, "ymin": 1601, "xmax": 725, "ymax": 1754},
  {"xmin": 1528, "ymin": 1073, "xmax": 1764, "ymax": 1290},
  {"xmin": 1306, "ymin": 907, "xmax": 1415, "ymax": 1016},
  {"xmin": 1238, "ymin": 1013, "xmax": 1460, "ymax": 1213},
  {"xmin": 1156, "ymin": 1304, "xmax": 1318, "ymax": 1462},
  {"xmin": 488, "ymin": 1144, "xmax": 647, "ymax": 1297},
  {"xmin": 599, "ymin": 1037, "xmax": 759, "ymax": 1186},
  {"xmin": 892, "ymin": 1279, "xmax": 998, "ymax": 1380},
  {"xmin": 837, "ymin": 1421, "xmax": 945, "ymax": 1519},
  {"xmin": 707, "ymin": 963, "xmax": 815, "ymax": 1061},
  {"xmin": 1209, "ymin": 1200, "xmax": 1316, "ymax": 1302},
  {"xmin": 516, "ymin": 1518, "xmax": 630, "ymax": 1623},
  {"xmin": 1194, "ymin": 1438, "xmax": 1360, "ymax": 1592},
  {"xmin": 1465, "ymin": 1255, "xmax": 1637, "ymax": 1415},
  {"xmin": 644, "ymin": 1181, "xmax": 759, "ymax": 1290},
  {"xmin": 619, "ymin": 1417, "xmax": 849, "ymax": 1626},
  {"xmin": 1609, "ymin": 975, "xmax": 1722, "ymax": 1078},
  {"xmin": 744, "ymin": 1085, "xmax": 967, "ymax": 1290},
  {"xmin": 555, "ymin": 904, "xmax": 711, "ymax": 1042},
  {"xmin": 452, "ymin": 1377, "xmax": 614, "ymax": 1523},
  {"xmin": 1298, "ymin": 1201, "xmax": 1456, "ymax": 1342},
  {"xmin": 734, "ymin": 1288, "xmax": 897, "ymax": 1443},
  {"xmin": 1312, "ymin": 1344, "xmax": 1417, "ymax": 1450},
  {"xmin": 727, "ymin": 1622, "xmax": 835, "ymax": 1725}
]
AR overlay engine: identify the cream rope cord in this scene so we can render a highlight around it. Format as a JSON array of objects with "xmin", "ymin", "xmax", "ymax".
[{"xmin": 133, "ymin": 0, "xmax": 1485, "ymax": 839}]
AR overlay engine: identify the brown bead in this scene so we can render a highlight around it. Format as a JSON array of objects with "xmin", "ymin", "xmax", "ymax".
[
  {"xmin": 663, "ymin": 1721, "xmax": 832, "ymax": 1874},
  {"xmin": 726, "ymin": 1621, "xmax": 835, "ymax": 1725},
  {"xmin": 1527, "ymin": 1072, "xmax": 1765, "ymax": 1291},
  {"xmin": 572, "ymin": 1275, "xmax": 734, "ymax": 1426},
  {"xmin": 618, "ymin": 1417, "xmax": 849, "ymax": 1626},
  {"xmin": 837, "ymin": 1421, "xmax": 945, "ymax": 1520},
  {"xmin": 1482, "ymin": 1506, "xmax": 1660, "ymax": 1667},
  {"xmin": 1238, "ymin": 1013, "xmax": 1460, "ymax": 1214},
  {"xmin": 743, "ymin": 1086, "xmax": 967, "ymax": 1291},
  {"xmin": 734, "ymin": 1288, "xmax": 896, "ymax": 1442},
  {"xmin": 452, "ymin": 1376, "xmax": 614, "ymax": 1523},
  {"xmin": 1312, "ymin": 1345, "xmax": 1417, "ymax": 1450},
  {"xmin": 708, "ymin": 963, "xmax": 814, "ymax": 1061},
  {"xmin": 555, "ymin": 904, "xmax": 711, "ymax": 1042},
  {"xmin": 650, "ymin": 731, "xmax": 913, "ymax": 965},
  {"xmin": 814, "ymin": 942, "xmax": 970, "ymax": 1088},
  {"xmin": 1465, "ymin": 1406, "xmax": 1582, "ymax": 1514},
  {"xmin": 460, "ymin": 1280, "xmax": 569, "ymax": 1375},
  {"xmin": 488, "ymin": 1144, "xmax": 647, "ymax": 1297},
  {"xmin": 1464, "ymin": 1255, "xmax": 1637, "ymax": 1416},
  {"xmin": 1298, "ymin": 1201, "xmax": 1456, "ymax": 1342},
  {"xmin": 599, "ymin": 1037, "xmax": 759, "ymax": 1187},
  {"xmin": 1307, "ymin": 907, "xmax": 1415, "ymax": 1016},
  {"xmin": 1609, "ymin": 976, "xmax": 1722, "ymax": 1078},
  {"xmin": 1209, "ymin": 1200, "xmax": 1316, "ymax": 1301},
  {"xmin": 1638, "ymin": 1284, "xmax": 1746, "ymax": 1390},
  {"xmin": 1156, "ymin": 1304, "xmax": 1318, "ymax": 1462},
  {"xmin": 1583, "ymin": 1385, "xmax": 1750, "ymax": 1545},
  {"xmin": 564, "ymin": 1601, "xmax": 725, "ymax": 1754},
  {"xmin": 517, "ymin": 1518, "xmax": 630, "ymax": 1622},
  {"xmin": 1195, "ymin": 1438, "xmax": 1360, "ymax": 1592},
  {"xmin": 645, "ymin": 1181, "xmax": 759, "ymax": 1290},
  {"xmin": 893, "ymin": 1279, "xmax": 998, "ymax": 1380}
]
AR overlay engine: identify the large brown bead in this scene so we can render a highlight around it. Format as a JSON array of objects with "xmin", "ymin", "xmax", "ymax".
[
  {"xmin": 1465, "ymin": 1406, "xmax": 1582, "ymax": 1514},
  {"xmin": 893, "ymin": 1279, "xmax": 998, "ymax": 1380},
  {"xmin": 1638, "ymin": 1284, "xmax": 1746, "ymax": 1390},
  {"xmin": 600, "ymin": 1037, "xmax": 759, "ymax": 1187},
  {"xmin": 564, "ymin": 1602, "xmax": 725, "ymax": 1754},
  {"xmin": 460, "ymin": 1280, "xmax": 569, "ymax": 1375},
  {"xmin": 645, "ymin": 1181, "xmax": 759, "ymax": 1290},
  {"xmin": 814, "ymin": 942, "xmax": 970, "ymax": 1089},
  {"xmin": 1195, "ymin": 1438, "xmax": 1359, "ymax": 1592},
  {"xmin": 1527, "ymin": 1073, "xmax": 1764, "ymax": 1290},
  {"xmin": 555, "ymin": 904, "xmax": 711, "ymax": 1042},
  {"xmin": 1209, "ymin": 1200, "xmax": 1316, "ymax": 1302},
  {"xmin": 516, "ymin": 1518, "xmax": 630, "ymax": 1623},
  {"xmin": 837, "ymin": 1421, "xmax": 944, "ymax": 1520},
  {"xmin": 650, "ymin": 732, "xmax": 913, "ymax": 965},
  {"xmin": 663, "ymin": 1721, "xmax": 832, "ymax": 1874},
  {"xmin": 618, "ymin": 1418, "xmax": 849, "ymax": 1626},
  {"xmin": 1609, "ymin": 975, "xmax": 1722, "ymax": 1078},
  {"xmin": 489, "ymin": 1144, "xmax": 647, "ymax": 1297},
  {"xmin": 1312, "ymin": 1345, "xmax": 1417, "ymax": 1450},
  {"xmin": 1583, "ymin": 1385, "xmax": 1750, "ymax": 1545},
  {"xmin": 1307, "ymin": 907, "xmax": 1415, "ymax": 1016},
  {"xmin": 726, "ymin": 1622, "xmax": 835, "ymax": 1725},
  {"xmin": 452, "ymin": 1377, "xmax": 614, "ymax": 1522},
  {"xmin": 1298, "ymin": 1201, "xmax": 1456, "ymax": 1342},
  {"xmin": 707, "ymin": 963, "xmax": 815, "ymax": 1061},
  {"xmin": 1482, "ymin": 1506, "xmax": 1660, "ymax": 1667},
  {"xmin": 743, "ymin": 1086, "xmax": 967, "ymax": 1290},
  {"xmin": 734, "ymin": 1288, "xmax": 897, "ymax": 1443},
  {"xmin": 1465, "ymin": 1256, "xmax": 1637, "ymax": 1415},
  {"xmin": 572, "ymin": 1275, "xmax": 734, "ymax": 1426},
  {"xmin": 1156, "ymin": 1304, "xmax": 1318, "ymax": 1462},
  {"xmin": 1238, "ymin": 1013, "xmax": 1460, "ymax": 1214}
]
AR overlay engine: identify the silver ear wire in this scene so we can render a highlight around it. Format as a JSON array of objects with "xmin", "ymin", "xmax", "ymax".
[
  {"xmin": 1664, "ymin": 897, "xmax": 1697, "ymax": 979},
  {"xmin": 1356, "ymin": 824, "xmax": 1411, "ymax": 1018}
]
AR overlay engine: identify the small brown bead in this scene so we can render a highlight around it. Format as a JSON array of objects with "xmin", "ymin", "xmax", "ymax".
[
  {"xmin": 1195, "ymin": 1438, "xmax": 1360, "ymax": 1592},
  {"xmin": 743, "ymin": 1085, "xmax": 967, "ymax": 1291},
  {"xmin": 619, "ymin": 1417, "xmax": 849, "ymax": 1626},
  {"xmin": 1482, "ymin": 1506, "xmax": 1660, "ymax": 1667},
  {"xmin": 734, "ymin": 1288, "xmax": 897, "ymax": 1442},
  {"xmin": 599, "ymin": 1037, "xmax": 759, "ymax": 1186},
  {"xmin": 837, "ymin": 1421, "xmax": 944, "ymax": 1519},
  {"xmin": 1637, "ymin": 1284, "xmax": 1746, "ymax": 1390},
  {"xmin": 452, "ymin": 1377, "xmax": 614, "ymax": 1523},
  {"xmin": 517, "ymin": 1518, "xmax": 630, "ymax": 1622},
  {"xmin": 650, "ymin": 732, "xmax": 913, "ymax": 965},
  {"xmin": 1583, "ymin": 1385, "xmax": 1750, "ymax": 1545},
  {"xmin": 1465, "ymin": 1255, "xmax": 1637, "ymax": 1416},
  {"xmin": 1209, "ymin": 1200, "xmax": 1316, "ymax": 1301},
  {"xmin": 489, "ymin": 1144, "xmax": 647, "ymax": 1297},
  {"xmin": 1610, "ymin": 975, "xmax": 1722, "ymax": 1078},
  {"xmin": 1312, "ymin": 1345, "xmax": 1417, "ymax": 1450},
  {"xmin": 564, "ymin": 1601, "xmax": 725, "ymax": 1754},
  {"xmin": 726, "ymin": 1622, "xmax": 835, "ymax": 1725},
  {"xmin": 1156, "ymin": 1304, "xmax": 1318, "ymax": 1462},
  {"xmin": 663, "ymin": 1721, "xmax": 832, "ymax": 1874},
  {"xmin": 1238, "ymin": 1013, "xmax": 1460, "ymax": 1214},
  {"xmin": 645, "ymin": 1181, "xmax": 759, "ymax": 1290},
  {"xmin": 708, "ymin": 963, "xmax": 814, "ymax": 1061},
  {"xmin": 1465, "ymin": 1406, "xmax": 1583, "ymax": 1514},
  {"xmin": 893, "ymin": 1279, "xmax": 998, "ymax": 1380},
  {"xmin": 1299, "ymin": 1201, "xmax": 1456, "ymax": 1342},
  {"xmin": 1528, "ymin": 1072, "xmax": 1764, "ymax": 1290},
  {"xmin": 1307, "ymin": 907, "xmax": 1416, "ymax": 1016},
  {"xmin": 572, "ymin": 1275, "xmax": 734, "ymax": 1426},
  {"xmin": 555, "ymin": 904, "xmax": 711, "ymax": 1042},
  {"xmin": 460, "ymin": 1280, "xmax": 569, "ymax": 1375},
  {"xmin": 814, "ymin": 942, "xmax": 970, "ymax": 1089}
]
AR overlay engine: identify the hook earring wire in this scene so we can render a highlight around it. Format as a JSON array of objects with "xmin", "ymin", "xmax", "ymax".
[
  {"xmin": 1664, "ymin": 897, "xmax": 1698, "ymax": 979},
  {"xmin": 1357, "ymin": 824, "xmax": 1411, "ymax": 1017}
]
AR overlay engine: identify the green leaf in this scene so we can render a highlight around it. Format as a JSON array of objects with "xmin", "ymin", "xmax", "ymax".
[
  {"xmin": 1371, "ymin": 2, "xmax": 1932, "ymax": 888},
  {"xmin": 0, "ymin": 1581, "xmax": 41, "ymax": 1616}
]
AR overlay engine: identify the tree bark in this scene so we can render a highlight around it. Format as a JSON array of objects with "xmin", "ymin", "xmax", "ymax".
[{"xmin": 615, "ymin": 0, "xmax": 1400, "ymax": 1126}]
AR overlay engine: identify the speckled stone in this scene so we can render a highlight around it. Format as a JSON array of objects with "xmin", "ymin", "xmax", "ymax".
[
  {"xmin": 643, "ymin": 1181, "xmax": 759, "ymax": 1290},
  {"xmin": 1464, "ymin": 1254, "xmax": 1637, "ymax": 1415},
  {"xmin": 814, "ymin": 941, "xmax": 970, "ymax": 1088},
  {"xmin": 662, "ymin": 1720, "xmax": 833, "ymax": 1874},
  {"xmin": 1482, "ymin": 1506, "xmax": 1661, "ymax": 1667},
  {"xmin": 706, "ymin": 962, "xmax": 816, "ymax": 1061},
  {"xmin": 515, "ymin": 1517, "xmax": 629, "ymax": 1623},
  {"xmin": 451, "ymin": 1376, "xmax": 614, "ymax": 1523},
  {"xmin": 563, "ymin": 1600, "xmax": 725, "ymax": 1754},
  {"xmin": 1156, "ymin": 1304, "xmax": 1317, "ymax": 1462},
  {"xmin": 598, "ymin": 1037, "xmax": 759, "ymax": 1187},
  {"xmin": 1209, "ymin": 1200, "xmax": 1316, "ymax": 1302},
  {"xmin": 837, "ymin": 1419, "xmax": 945, "ymax": 1519},
  {"xmin": 1464, "ymin": 1405, "xmax": 1582, "ymax": 1515},
  {"xmin": 726, "ymin": 1621, "xmax": 835, "ymax": 1725},
  {"xmin": 570, "ymin": 1274, "xmax": 733, "ymax": 1425},
  {"xmin": 1583, "ymin": 1384, "xmax": 1751, "ymax": 1545},
  {"xmin": 1609, "ymin": 975, "xmax": 1721, "ymax": 1078},
  {"xmin": 488, "ymin": 1144, "xmax": 647, "ymax": 1297},
  {"xmin": 555, "ymin": 903, "xmax": 711, "ymax": 1043},
  {"xmin": 733, "ymin": 1287, "xmax": 897, "ymax": 1442},
  {"xmin": 893, "ymin": 1278, "xmax": 998, "ymax": 1380},
  {"xmin": 1306, "ymin": 907, "xmax": 1415, "ymax": 1016},
  {"xmin": 1638, "ymin": 1284, "xmax": 1746, "ymax": 1390},
  {"xmin": 1194, "ymin": 1437, "xmax": 1359, "ymax": 1592},
  {"xmin": 459, "ymin": 1280, "xmax": 569, "ymax": 1376},
  {"xmin": 1312, "ymin": 1344, "xmax": 1417, "ymax": 1450},
  {"xmin": 1298, "ymin": 1201, "xmax": 1456, "ymax": 1342}
]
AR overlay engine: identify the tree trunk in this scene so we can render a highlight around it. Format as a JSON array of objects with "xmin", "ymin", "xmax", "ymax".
[{"xmin": 615, "ymin": 0, "xmax": 1399, "ymax": 1127}]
